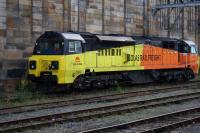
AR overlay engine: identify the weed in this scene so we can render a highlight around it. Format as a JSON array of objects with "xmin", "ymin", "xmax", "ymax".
[
  {"xmin": 112, "ymin": 85, "xmax": 125, "ymax": 93},
  {"xmin": 0, "ymin": 80, "xmax": 47, "ymax": 108}
]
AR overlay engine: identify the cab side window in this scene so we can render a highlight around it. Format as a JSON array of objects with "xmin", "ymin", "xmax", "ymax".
[
  {"xmin": 68, "ymin": 40, "xmax": 82, "ymax": 54},
  {"xmin": 75, "ymin": 41, "xmax": 82, "ymax": 53},
  {"xmin": 180, "ymin": 42, "xmax": 190, "ymax": 53},
  {"xmin": 191, "ymin": 46, "xmax": 197, "ymax": 54},
  {"xmin": 69, "ymin": 41, "xmax": 75, "ymax": 52}
]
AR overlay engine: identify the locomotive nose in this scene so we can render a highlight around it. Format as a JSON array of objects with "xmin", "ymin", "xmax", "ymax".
[
  {"xmin": 28, "ymin": 56, "xmax": 65, "ymax": 84},
  {"xmin": 41, "ymin": 60, "xmax": 59, "ymax": 71}
]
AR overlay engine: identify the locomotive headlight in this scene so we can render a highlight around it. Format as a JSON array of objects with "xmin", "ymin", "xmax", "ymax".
[
  {"xmin": 29, "ymin": 61, "xmax": 36, "ymax": 70},
  {"xmin": 50, "ymin": 61, "xmax": 59, "ymax": 70}
]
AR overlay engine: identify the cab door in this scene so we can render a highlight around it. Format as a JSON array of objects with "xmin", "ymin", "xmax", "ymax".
[
  {"xmin": 179, "ymin": 42, "xmax": 190, "ymax": 66},
  {"xmin": 190, "ymin": 45, "xmax": 198, "ymax": 65},
  {"xmin": 190, "ymin": 45, "xmax": 199, "ymax": 74},
  {"xmin": 65, "ymin": 40, "xmax": 85, "ymax": 83}
]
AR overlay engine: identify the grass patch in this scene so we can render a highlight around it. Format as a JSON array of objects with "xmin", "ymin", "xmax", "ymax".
[
  {"xmin": 14, "ymin": 80, "xmax": 36, "ymax": 102},
  {"xmin": 111, "ymin": 85, "xmax": 126, "ymax": 93},
  {"xmin": 0, "ymin": 80, "xmax": 48, "ymax": 108}
]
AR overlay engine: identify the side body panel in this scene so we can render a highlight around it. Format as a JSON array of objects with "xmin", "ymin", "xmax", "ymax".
[{"xmin": 28, "ymin": 44, "xmax": 199, "ymax": 84}]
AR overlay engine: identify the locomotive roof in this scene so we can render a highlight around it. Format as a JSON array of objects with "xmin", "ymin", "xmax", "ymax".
[
  {"xmin": 42, "ymin": 31, "xmax": 135, "ymax": 43},
  {"xmin": 183, "ymin": 40, "xmax": 196, "ymax": 46},
  {"xmin": 96, "ymin": 35, "xmax": 135, "ymax": 42},
  {"xmin": 37, "ymin": 31, "xmax": 85, "ymax": 43},
  {"xmin": 41, "ymin": 32, "xmax": 196, "ymax": 47},
  {"xmin": 132, "ymin": 35, "xmax": 178, "ymax": 42},
  {"xmin": 131, "ymin": 36, "xmax": 179, "ymax": 45},
  {"xmin": 61, "ymin": 33, "xmax": 85, "ymax": 43}
]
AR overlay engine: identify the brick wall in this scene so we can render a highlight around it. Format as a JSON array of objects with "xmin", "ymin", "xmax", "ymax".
[
  {"xmin": 0, "ymin": 0, "xmax": 7, "ymax": 90},
  {"xmin": 86, "ymin": 0, "xmax": 103, "ymax": 33},
  {"xmin": 0, "ymin": 0, "xmax": 199, "ymax": 91}
]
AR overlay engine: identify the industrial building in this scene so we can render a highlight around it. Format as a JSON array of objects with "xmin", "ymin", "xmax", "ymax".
[{"xmin": 0, "ymin": 0, "xmax": 200, "ymax": 91}]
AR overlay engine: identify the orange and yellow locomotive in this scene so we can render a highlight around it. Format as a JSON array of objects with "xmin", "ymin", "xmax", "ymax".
[{"xmin": 28, "ymin": 31, "xmax": 199, "ymax": 89}]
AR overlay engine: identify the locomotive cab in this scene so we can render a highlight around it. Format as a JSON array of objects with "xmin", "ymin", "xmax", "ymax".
[
  {"xmin": 183, "ymin": 40, "xmax": 199, "ymax": 77},
  {"xmin": 28, "ymin": 31, "xmax": 85, "ymax": 85},
  {"xmin": 177, "ymin": 40, "xmax": 199, "ymax": 78}
]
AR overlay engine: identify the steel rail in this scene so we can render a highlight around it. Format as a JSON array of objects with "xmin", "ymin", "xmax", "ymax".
[
  {"xmin": 139, "ymin": 116, "xmax": 200, "ymax": 133},
  {"xmin": 81, "ymin": 107, "xmax": 200, "ymax": 133},
  {"xmin": 1, "ymin": 89, "xmax": 200, "ymax": 132},
  {"xmin": 1, "ymin": 81, "xmax": 199, "ymax": 115}
]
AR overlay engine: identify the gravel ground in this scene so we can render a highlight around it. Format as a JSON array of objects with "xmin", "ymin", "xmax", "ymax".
[
  {"xmin": 118, "ymin": 112, "xmax": 200, "ymax": 133},
  {"xmin": 26, "ymin": 99, "xmax": 200, "ymax": 133},
  {"xmin": 167, "ymin": 123, "xmax": 200, "ymax": 133},
  {"xmin": 0, "ymin": 82, "xmax": 196, "ymax": 109},
  {"xmin": 0, "ymin": 89, "xmax": 199, "ymax": 123},
  {"xmin": 17, "ymin": 90, "xmax": 200, "ymax": 133}
]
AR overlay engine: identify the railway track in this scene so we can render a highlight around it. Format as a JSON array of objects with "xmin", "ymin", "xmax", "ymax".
[
  {"xmin": 82, "ymin": 107, "xmax": 200, "ymax": 133},
  {"xmin": 0, "ymin": 80, "xmax": 200, "ymax": 116},
  {"xmin": 1, "ymin": 86, "xmax": 200, "ymax": 132}
]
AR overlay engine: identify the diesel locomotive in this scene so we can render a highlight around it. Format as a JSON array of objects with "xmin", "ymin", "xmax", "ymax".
[{"xmin": 28, "ymin": 31, "xmax": 199, "ymax": 89}]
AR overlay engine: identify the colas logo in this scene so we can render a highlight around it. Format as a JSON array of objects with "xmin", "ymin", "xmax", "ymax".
[{"xmin": 75, "ymin": 56, "xmax": 81, "ymax": 62}]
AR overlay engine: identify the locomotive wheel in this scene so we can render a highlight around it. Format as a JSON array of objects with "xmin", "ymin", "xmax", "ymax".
[
  {"xmin": 185, "ymin": 69, "xmax": 194, "ymax": 81},
  {"xmin": 166, "ymin": 75, "xmax": 172, "ymax": 82},
  {"xmin": 91, "ymin": 80, "xmax": 105, "ymax": 89}
]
